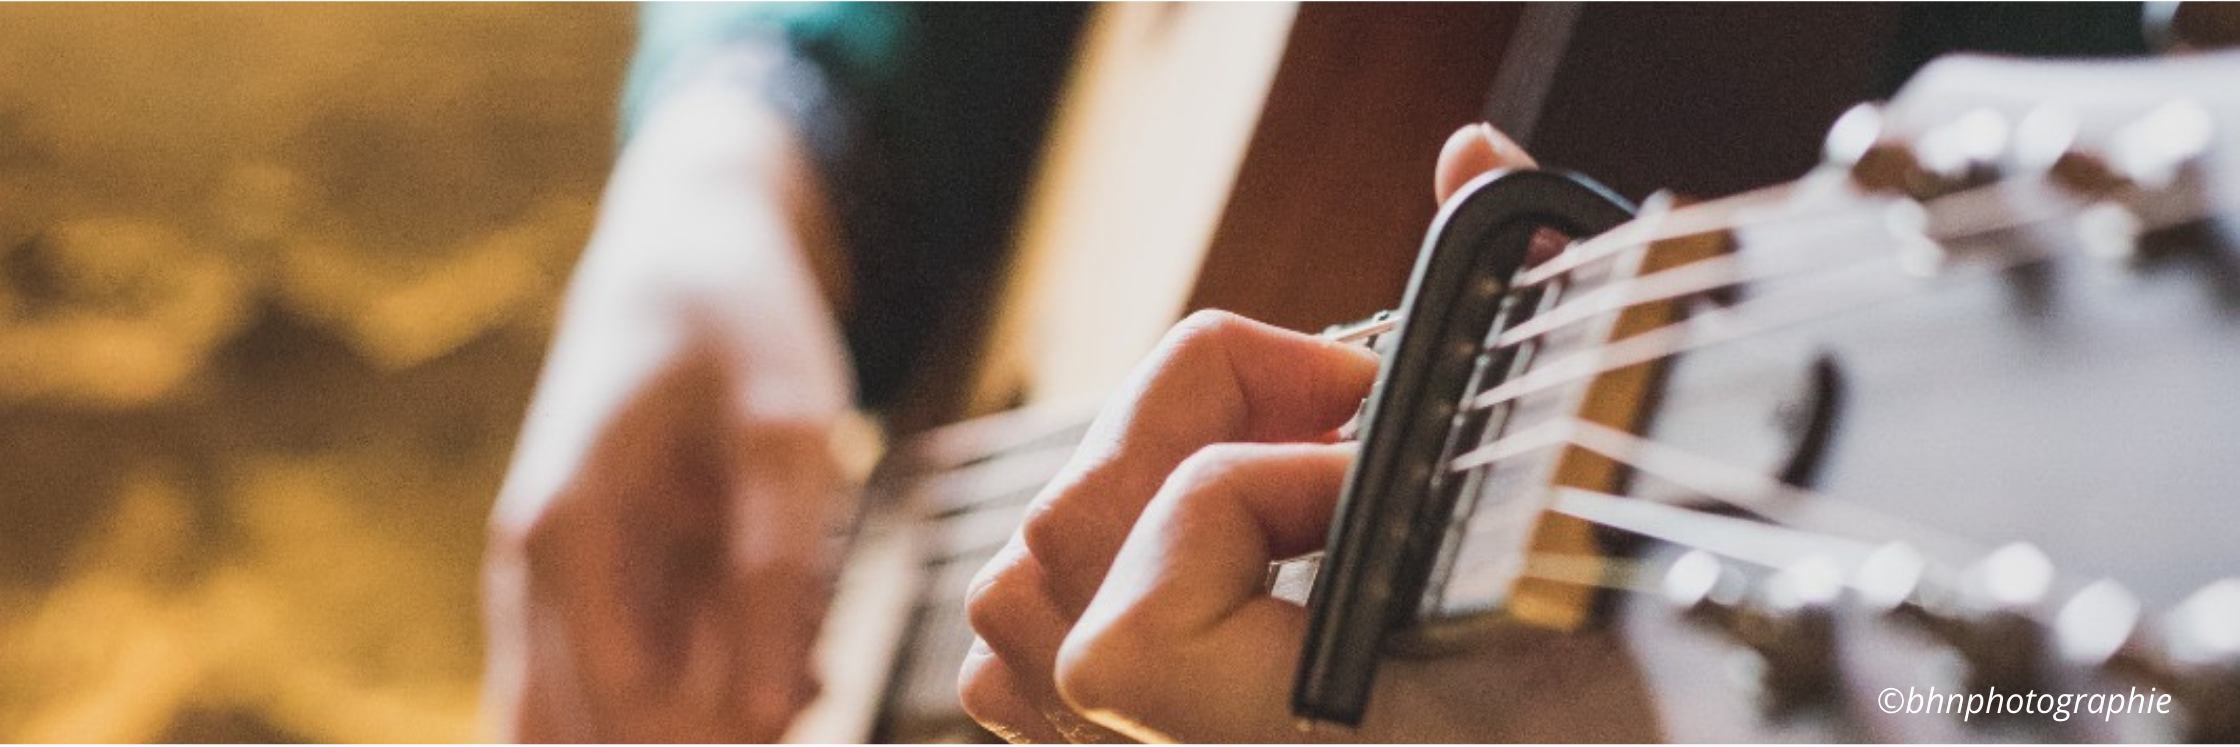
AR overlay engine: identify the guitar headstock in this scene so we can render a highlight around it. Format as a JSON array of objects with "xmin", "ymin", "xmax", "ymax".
[
  {"xmin": 1831, "ymin": 50, "xmax": 2240, "ymax": 241},
  {"xmin": 1297, "ymin": 49, "xmax": 2240, "ymax": 740}
]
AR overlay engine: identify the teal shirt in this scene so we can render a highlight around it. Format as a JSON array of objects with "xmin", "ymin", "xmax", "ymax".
[
  {"xmin": 622, "ymin": 3, "xmax": 907, "ymax": 143},
  {"xmin": 621, "ymin": 3, "xmax": 1087, "ymax": 409}
]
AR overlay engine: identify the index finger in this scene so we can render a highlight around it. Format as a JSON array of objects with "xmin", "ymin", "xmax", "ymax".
[{"xmin": 1016, "ymin": 310, "xmax": 1378, "ymax": 616}]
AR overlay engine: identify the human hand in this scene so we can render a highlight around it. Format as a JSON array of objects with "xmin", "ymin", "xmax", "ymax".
[
  {"xmin": 481, "ymin": 72, "xmax": 858, "ymax": 743},
  {"xmin": 959, "ymin": 124, "xmax": 1657, "ymax": 742}
]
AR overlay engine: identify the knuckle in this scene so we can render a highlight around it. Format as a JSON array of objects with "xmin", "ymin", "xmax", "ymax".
[
  {"xmin": 1166, "ymin": 443, "xmax": 1256, "ymax": 498},
  {"xmin": 516, "ymin": 505, "xmax": 575, "ymax": 574},
  {"xmin": 1016, "ymin": 500, "xmax": 1073, "ymax": 571},
  {"xmin": 963, "ymin": 558, "xmax": 1038, "ymax": 641},
  {"xmin": 1164, "ymin": 309, "xmax": 1252, "ymax": 357},
  {"xmin": 954, "ymin": 651, "xmax": 1013, "ymax": 731}
]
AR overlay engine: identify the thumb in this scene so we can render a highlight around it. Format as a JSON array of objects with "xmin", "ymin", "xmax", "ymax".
[
  {"xmin": 1435, "ymin": 123, "xmax": 1568, "ymax": 264},
  {"xmin": 1434, "ymin": 122, "xmax": 1538, "ymax": 205}
]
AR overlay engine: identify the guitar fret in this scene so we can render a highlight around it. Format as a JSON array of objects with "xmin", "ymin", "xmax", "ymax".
[{"xmin": 910, "ymin": 441, "xmax": 1076, "ymax": 518}]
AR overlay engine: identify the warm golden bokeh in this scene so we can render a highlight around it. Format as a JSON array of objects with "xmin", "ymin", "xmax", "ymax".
[{"xmin": 0, "ymin": 4, "xmax": 631, "ymax": 741}]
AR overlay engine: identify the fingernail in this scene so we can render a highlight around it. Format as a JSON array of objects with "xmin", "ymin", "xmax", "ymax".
[
  {"xmin": 1527, "ymin": 228, "xmax": 1570, "ymax": 266},
  {"xmin": 1476, "ymin": 122, "xmax": 1504, "ymax": 152}
]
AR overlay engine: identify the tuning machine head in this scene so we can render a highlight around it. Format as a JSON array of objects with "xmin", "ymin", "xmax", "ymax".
[
  {"xmin": 1662, "ymin": 548, "xmax": 1747, "ymax": 616},
  {"xmin": 2109, "ymin": 99, "xmax": 2218, "ymax": 192},
  {"xmin": 1662, "ymin": 551, "xmax": 1844, "ymax": 717},
  {"xmin": 2010, "ymin": 104, "xmax": 2133, "ymax": 201},
  {"xmin": 2055, "ymin": 579, "xmax": 2146, "ymax": 670},
  {"xmin": 1856, "ymin": 541, "xmax": 1942, "ymax": 615},
  {"xmin": 2164, "ymin": 579, "xmax": 2240, "ymax": 742},
  {"xmin": 1824, "ymin": 104, "xmax": 2014, "ymax": 200},
  {"xmin": 2058, "ymin": 578, "xmax": 2240, "ymax": 743},
  {"xmin": 1861, "ymin": 542, "xmax": 2055, "ymax": 701}
]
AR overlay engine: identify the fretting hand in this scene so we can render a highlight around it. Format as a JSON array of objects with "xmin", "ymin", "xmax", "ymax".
[{"xmin": 958, "ymin": 124, "xmax": 1658, "ymax": 742}]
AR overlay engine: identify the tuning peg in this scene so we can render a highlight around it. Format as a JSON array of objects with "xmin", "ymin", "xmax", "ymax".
[
  {"xmin": 1663, "ymin": 551, "xmax": 1844, "ymax": 716},
  {"xmin": 2053, "ymin": 578, "xmax": 2240, "ymax": 742},
  {"xmin": 2109, "ymin": 99, "xmax": 2217, "ymax": 191},
  {"xmin": 1947, "ymin": 544, "xmax": 2055, "ymax": 694},
  {"xmin": 1914, "ymin": 108, "xmax": 2011, "ymax": 187},
  {"xmin": 2055, "ymin": 579, "xmax": 2146, "ymax": 669},
  {"xmin": 2164, "ymin": 579, "xmax": 2240, "ymax": 743},
  {"xmin": 1663, "ymin": 549, "xmax": 1747, "ymax": 614},
  {"xmin": 1824, "ymin": 104, "xmax": 2018, "ymax": 200},
  {"xmin": 1856, "ymin": 541, "xmax": 1943, "ymax": 615},
  {"xmin": 2168, "ymin": 579, "xmax": 2240, "ymax": 668},
  {"xmin": 2009, "ymin": 104, "xmax": 2135, "ymax": 199},
  {"xmin": 1867, "ymin": 542, "xmax": 2053, "ymax": 703},
  {"xmin": 1752, "ymin": 555, "xmax": 1846, "ymax": 714},
  {"xmin": 1997, "ymin": 105, "xmax": 2205, "ymax": 269},
  {"xmin": 1823, "ymin": 104, "xmax": 1930, "ymax": 198},
  {"xmin": 1960, "ymin": 542, "xmax": 2056, "ymax": 611},
  {"xmin": 1821, "ymin": 103, "xmax": 1929, "ymax": 196},
  {"xmin": 1823, "ymin": 103, "xmax": 1885, "ymax": 167}
]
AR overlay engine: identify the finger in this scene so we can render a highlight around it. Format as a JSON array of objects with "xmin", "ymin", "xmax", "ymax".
[
  {"xmin": 1055, "ymin": 443, "xmax": 1355, "ymax": 743},
  {"xmin": 519, "ymin": 494, "xmax": 660, "ymax": 737},
  {"xmin": 486, "ymin": 550, "xmax": 596, "ymax": 742},
  {"xmin": 711, "ymin": 558, "xmax": 825, "ymax": 741},
  {"xmin": 1024, "ymin": 311, "xmax": 1377, "ymax": 615},
  {"xmin": 1434, "ymin": 122, "xmax": 1537, "ymax": 205},
  {"xmin": 1433, "ymin": 123, "xmax": 1568, "ymax": 264},
  {"xmin": 959, "ymin": 644, "xmax": 1071, "ymax": 744},
  {"xmin": 718, "ymin": 423, "xmax": 849, "ymax": 741},
  {"xmin": 963, "ymin": 542, "xmax": 1131, "ymax": 743}
]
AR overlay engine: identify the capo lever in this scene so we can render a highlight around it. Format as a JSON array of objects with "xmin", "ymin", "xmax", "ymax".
[{"xmin": 1293, "ymin": 169, "xmax": 1635, "ymax": 727}]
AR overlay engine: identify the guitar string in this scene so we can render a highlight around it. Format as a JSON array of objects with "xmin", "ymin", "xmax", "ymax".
[
  {"xmin": 908, "ymin": 175, "xmax": 2211, "ymax": 609},
  {"xmin": 1451, "ymin": 417, "xmax": 1980, "ymax": 565},
  {"xmin": 914, "ymin": 211, "xmax": 2134, "ymax": 588},
  {"xmin": 1517, "ymin": 476, "xmax": 2104, "ymax": 645},
  {"xmin": 1491, "ymin": 177, "xmax": 2101, "ymax": 351},
  {"xmin": 1511, "ymin": 151, "xmax": 2127, "ymax": 292},
  {"xmin": 1463, "ymin": 174, "xmax": 2216, "ymax": 416},
  {"xmin": 1544, "ymin": 486, "xmax": 1880, "ymax": 575},
  {"xmin": 1466, "ymin": 253, "xmax": 2000, "ymax": 413},
  {"xmin": 1427, "ymin": 175, "xmax": 2177, "ymax": 605},
  {"xmin": 1513, "ymin": 180, "xmax": 1807, "ymax": 288},
  {"xmin": 914, "ymin": 194, "xmax": 2098, "ymax": 556},
  {"xmin": 907, "ymin": 177, "xmax": 2053, "ymax": 525},
  {"xmin": 903, "ymin": 418, "xmax": 1911, "ymax": 607},
  {"xmin": 1437, "ymin": 425, "xmax": 2104, "ymax": 625},
  {"xmin": 1432, "ymin": 416, "xmax": 1930, "ymax": 589}
]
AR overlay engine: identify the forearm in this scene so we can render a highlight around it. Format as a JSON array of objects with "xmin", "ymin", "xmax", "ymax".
[
  {"xmin": 586, "ymin": 68, "xmax": 855, "ymax": 423},
  {"xmin": 493, "ymin": 62, "xmax": 859, "ymax": 562},
  {"xmin": 484, "ymin": 58, "xmax": 865, "ymax": 744}
]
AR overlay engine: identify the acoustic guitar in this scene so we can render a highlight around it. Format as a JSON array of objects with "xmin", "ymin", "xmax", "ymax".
[
  {"xmin": 1296, "ymin": 45, "xmax": 2240, "ymax": 743},
  {"xmin": 866, "ymin": 45, "xmax": 2240, "ymax": 743}
]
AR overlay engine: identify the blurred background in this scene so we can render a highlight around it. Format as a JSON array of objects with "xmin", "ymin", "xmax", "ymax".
[{"xmin": 0, "ymin": 5, "xmax": 630, "ymax": 741}]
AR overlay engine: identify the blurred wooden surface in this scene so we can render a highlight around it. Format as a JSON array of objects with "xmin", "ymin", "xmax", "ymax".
[
  {"xmin": 0, "ymin": 5, "xmax": 630, "ymax": 741},
  {"xmin": 962, "ymin": 3, "xmax": 1525, "ymax": 415},
  {"xmin": 964, "ymin": 3, "xmax": 1301, "ymax": 414},
  {"xmin": 1185, "ymin": 3, "xmax": 1523, "ymax": 335}
]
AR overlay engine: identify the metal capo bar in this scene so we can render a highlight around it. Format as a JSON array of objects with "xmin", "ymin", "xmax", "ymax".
[{"xmin": 1292, "ymin": 169, "xmax": 1635, "ymax": 727}]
